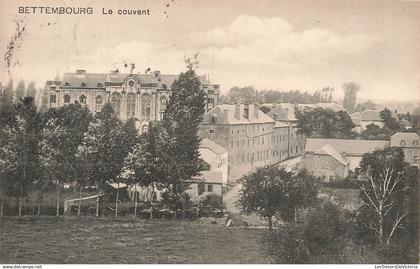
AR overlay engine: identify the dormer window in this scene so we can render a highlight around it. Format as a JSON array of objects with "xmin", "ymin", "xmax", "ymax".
[
  {"xmin": 97, "ymin": 82, "xmax": 103, "ymax": 88},
  {"xmin": 210, "ymin": 114, "xmax": 217, "ymax": 124},
  {"xmin": 79, "ymin": 95, "xmax": 87, "ymax": 104},
  {"xmin": 400, "ymin": 140, "xmax": 406, "ymax": 146},
  {"xmin": 65, "ymin": 82, "xmax": 70, "ymax": 87},
  {"xmin": 81, "ymin": 82, "xmax": 86, "ymax": 88}
]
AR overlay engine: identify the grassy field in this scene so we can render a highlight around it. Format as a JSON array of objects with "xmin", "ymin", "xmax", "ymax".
[{"xmin": 0, "ymin": 216, "xmax": 269, "ymax": 264}]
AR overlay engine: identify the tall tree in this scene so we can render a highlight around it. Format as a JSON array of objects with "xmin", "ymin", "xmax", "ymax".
[
  {"xmin": 79, "ymin": 103, "xmax": 126, "ymax": 217},
  {"xmin": 160, "ymin": 62, "xmax": 206, "ymax": 211},
  {"xmin": 0, "ymin": 84, "xmax": 17, "ymax": 216},
  {"xmin": 342, "ymin": 82, "xmax": 360, "ymax": 113},
  {"xmin": 14, "ymin": 97, "xmax": 41, "ymax": 216},
  {"xmin": 356, "ymin": 148, "xmax": 414, "ymax": 246},
  {"xmin": 40, "ymin": 103, "xmax": 92, "ymax": 216}
]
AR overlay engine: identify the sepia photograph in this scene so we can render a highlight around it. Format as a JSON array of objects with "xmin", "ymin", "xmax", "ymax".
[{"xmin": 0, "ymin": 0, "xmax": 419, "ymax": 266}]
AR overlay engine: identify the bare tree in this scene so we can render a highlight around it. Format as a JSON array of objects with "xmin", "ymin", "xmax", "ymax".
[{"xmin": 359, "ymin": 165, "xmax": 407, "ymax": 245}]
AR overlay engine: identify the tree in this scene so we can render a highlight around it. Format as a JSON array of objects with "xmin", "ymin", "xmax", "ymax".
[
  {"xmin": 355, "ymin": 100, "xmax": 376, "ymax": 112},
  {"xmin": 380, "ymin": 108, "xmax": 400, "ymax": 132},
  {"xmin": 361, "ymin": 123, "xmax": 390, "ymax": 140},
  {"xmin": 14, "ymin": 97, "xmax": 42, "ymax": 216},
  {"xmin": 356, "ymin": 148, "xmax": 413, "ymax": 246},
  {"xmin": 40, "ymin": 103, "xmax": 92, "ymax": 216},
  {"xmin": 25, "ymin": 82, "xmax": 37, "ymax": 98},
  {"xmin": 79, "ymin": 103, "xmax": 126, "ymax": 217},
  {"xmin": 15, "ymin": 80, "xmax": 25, "ymax": 100},
  {"xmin": 266, "ymin": 202, "xmax": 356, "ymax": 263},
  {"xmin": 295, "ymin": 108, "xmax": 355, "ymax": 138},
  {"xmin": 0, "ymin": 84, "xmax": 17, "ymax": 216},
  {"xmin": 237, "ymin": 166, "xmax": 319, "ymax": 230},
  {"xmin": 342, "ymin": 82, "xmax": 360, "ymax": 113},
  {"xmin": 160, "ymin": 62, "xmax": 206, "ymax": 214}
]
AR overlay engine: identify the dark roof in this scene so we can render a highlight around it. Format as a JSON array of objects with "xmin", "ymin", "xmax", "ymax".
[{"xmin": 60, "ymin": 71, "xmax": 211, "ymax": 89}]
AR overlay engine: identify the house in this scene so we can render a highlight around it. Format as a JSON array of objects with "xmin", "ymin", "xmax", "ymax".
[
  {"xmin": 390, "ymin": 132, "xmax": 420, "ymax": 167},
  {"xmin": 298, "ymin": 144, "xmax": 350, "ymax": 181},
  {"xmin": 302, "ymin": 138, "xmax": 390, "ymax": 171},
  {"xmin": 360, "ymin": 110, "xmax": 384, "ymax": 130},
  {"xmin": 199, "ymin": 138, "xmax": 228, "ymax": 186}
]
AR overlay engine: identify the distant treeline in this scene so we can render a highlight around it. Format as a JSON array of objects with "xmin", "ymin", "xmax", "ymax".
[{"xmin": 220, "ymin": 86, "xmax": 334, "ymax": 104}]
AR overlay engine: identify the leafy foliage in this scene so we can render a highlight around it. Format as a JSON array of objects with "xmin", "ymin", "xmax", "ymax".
[
  {"xmin": 295, "ymin": 107, "xmax": 355, "ymax": 138},
  {"xmin": 237, "ymin": 166, "xmax": 320, "ymax": 229}
]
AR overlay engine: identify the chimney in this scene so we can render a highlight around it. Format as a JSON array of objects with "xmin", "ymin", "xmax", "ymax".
[
  {"xmin": 234, "ymin": 104, "xmax": 240, "ymax": 120},
  {"xmin": 254, "ymin": 104, "xmax": 259, "ymax": 119}
]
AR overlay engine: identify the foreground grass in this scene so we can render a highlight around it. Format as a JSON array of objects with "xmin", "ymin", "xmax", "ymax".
[{"xmin": 0, "ymin": 216, "xmax": 268, "ymax": 264}]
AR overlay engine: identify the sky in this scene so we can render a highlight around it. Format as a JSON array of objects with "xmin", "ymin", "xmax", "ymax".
[{"xmin": 0, "ymin": 0, "xmax": 419, "ymax": 103}]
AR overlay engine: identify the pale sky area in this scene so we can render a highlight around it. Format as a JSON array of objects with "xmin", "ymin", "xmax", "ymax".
[{"xmin": 0, "ymin": 0, "xmax": 419, "ymax": 103}]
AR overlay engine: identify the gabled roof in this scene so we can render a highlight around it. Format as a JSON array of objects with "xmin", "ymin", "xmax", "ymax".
[
  {"xmin": 203, "ymin": 104, "xmax": 274, "ymax": 125},
  {"xmin": 200, "ymin": 138, "xmax": 228, "ymax": 154},
  {"xmin": 390, "ymin": 132, "xmax": 419, "ymax": 147},
  {"xmin": 361, "ymin": 110, "xmax": 383, "ymax": 122},
  {"xmin": 305, "ymin": 138, "xmax": 390, "ymax": 156},
  {"xmin": 351, "ymin": 116, "xmax": 361, "ymax": 126},
  {"xmin": 314, "ymin": 144, "xmax": 349, "ymax": 165}
]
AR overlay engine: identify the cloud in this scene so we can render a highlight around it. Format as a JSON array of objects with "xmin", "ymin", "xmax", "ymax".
[{"xmin": 190, "ymin": 15, "xmax": 376, "ymax": 71}]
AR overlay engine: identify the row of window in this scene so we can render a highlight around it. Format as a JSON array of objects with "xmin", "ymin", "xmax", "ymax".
[
  {"xmin": 52, "ymin": 93, "xmax": 167, "ymax": 119},
  {"xmin": 400, "ymin": 140, "xmax": 419, "ymax": 146},
  {"xmin": 229, "ymin": 145, "xmax": 305, "ymax": 165}
]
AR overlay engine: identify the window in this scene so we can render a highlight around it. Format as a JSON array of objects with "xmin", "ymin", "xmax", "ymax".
[
  {"xmin": 96, "ymin": 95, "xmax": 102, "ymax": 111},
  {"xmin": 207, "ymin": 185, "xmax": 213, "ymax": 192},
  {"xmin": 160, "ymin": 96, "xmax": 167, "ymax": 120},
  {"xmin": 414, "ymin": 140, "xmax": 419, "ymax": 146},
  {"xmin": 97, "ymin": 83, "xmax": 103, "ymax": 88},
  {"xmin": 141, "ymin": 125, "xmax": 149, "ymax": 134},
  {"xmin": 127, "ymin": 93, "xmax": 136, "ymax": 118},
  {"xmin": 141, "ymin": 93, "xmax": 151, "ymax": 119},
  {"xmin": 64, "ymin": 95, "xmax": 70, "ymax": 104},
  {"xmin": 210, "ymin": 115, "xmax": 217, "ymax": 124},
  {"xmin": 79, "ymin": 95, "xmax": 86, "ymax": 104},
  {"xmin": 231, "ymin": 130, "xmax": 234, "ymax": 135},
  {"xmin": 81, "ymin": 82, "xmax": 86, "ymax": 88},
  {"xmin": 231, "ymin": 141, "xmax": 233, "ymax": 148},
  {"xmin": 65, "ymin": 82, "xmax": 70, "ymax": 87},
  {"xmin": 111, "ymin": 92, "xmax": 122, "ymax": 115},
  {"xmin": 400, "ymin": 140, "xmax": 406, "ymax": 146},
  {"xmin": 50, "ymin": 95, "xmax": 56, "ymax": 103},
  {"xmin": 209, "ymin": 129, "xmax": 214, "ymax": 134}
]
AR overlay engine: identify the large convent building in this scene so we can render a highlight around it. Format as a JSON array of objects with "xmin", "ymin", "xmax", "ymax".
[{"xmin": 46, "ymin": 69, "xmax": 220, "ymax": 131}]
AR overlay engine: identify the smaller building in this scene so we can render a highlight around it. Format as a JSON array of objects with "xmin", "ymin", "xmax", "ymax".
[
  {"xmin": 391, "ymin": 132, "xmax": 420, "ymax": 167},
  {"xmin": 302, "ymin": 138, "xmax": 390, "ymax": 171},
  {"xmin": 199, "ymin": 138, "xmax": 228, "ymax": 186},
  {"xmin": 360, "ymin": 110, "xmax": 384, "ymax": 130},
  {"xmin": 299, "ymin": 144, "xmax": 350, "ymax": 181}
]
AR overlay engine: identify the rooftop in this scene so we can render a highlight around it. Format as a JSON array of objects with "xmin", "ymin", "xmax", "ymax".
[
  {"xmin": 305, "ymin": 138, "xmax": 390, "ymax": 156},
  {"xmin": 57, "ymin": 70, "xmax": 212, "ymax": 89},
  {"xmin": 202, "ymin": 104, "xmax": 274, "ymax": 125},
  {"xmin": 314, "ymin": 144, "xmax": 349, "ymax": 165},
  {"xmin": 361, "ymin": 110, "xmax": 383, "ymax": 122},
  {"xmin": 200, "ymin": 138, "xmax": 228, "ymax": 154}
]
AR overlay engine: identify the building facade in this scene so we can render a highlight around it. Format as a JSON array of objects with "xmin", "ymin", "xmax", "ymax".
[
  {"xmin": 390, "ymin": 132, "xmax": 420, "ymax": 167},
  {"xmin": 46, "ymin": 69, "xmax": 220, "ymax": 131},
  {"xmin": 199, "ymin": 138, "xmax": 229, "ymax": 186},
  {"xmin": 199, "ymin": 104, "xmax": 305, "ymax": 182}
]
